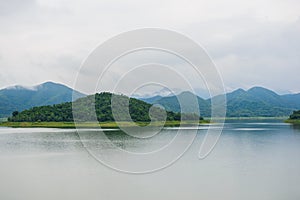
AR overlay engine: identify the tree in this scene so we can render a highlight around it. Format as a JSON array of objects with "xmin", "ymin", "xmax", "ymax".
[
  {"xmin": 12, "ymin": 111, "xmax": 19, "ymax": 117},
  {"xmin": 290, "ymin": 110, "xmax": 300, "ymax": 120}
]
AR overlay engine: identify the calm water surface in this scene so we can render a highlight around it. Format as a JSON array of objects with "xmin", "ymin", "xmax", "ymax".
[{"xmin": 0, "ymin": 120, "xmax": 300, "ymax": 200}]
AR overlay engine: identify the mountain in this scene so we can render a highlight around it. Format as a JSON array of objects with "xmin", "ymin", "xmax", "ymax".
[
  {"xmin": 0, "ymin": 82, "xmax": 86, "ymax": 117},
  {"xmin": 3, "ymin": 82, "xmax": 300, "ymax": 119},
  {"xmin": 221, "ymin": 87, "xmax": 296, "ymax": 117},
  {"xmin": 8, "ymin": 92, "xmax": 194, "ymax": 122},
  {"xmin": 141, "ymin": 91, "xmax": 211, "ymax": 117},
  {"xmin": 139, "ymin": 95, "xmax": 163, "ymax": 104},
  {"xmin": 141, "ymin": 87, "xmax": 300, "ymax": 117},
  {"xmin": 281, "ymin": 93, "xmax": 300, "ymax": 108}
]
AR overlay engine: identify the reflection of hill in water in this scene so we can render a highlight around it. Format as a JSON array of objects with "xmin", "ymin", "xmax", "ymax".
[{"xmin": 292, "ymin": 124, "xmax": 300, "ymax": 132}]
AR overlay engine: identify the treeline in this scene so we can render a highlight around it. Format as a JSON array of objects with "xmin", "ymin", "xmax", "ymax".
[
  {"xmin": 8, "ymin": 103, "xmax": 73, "ymax": 122},
  {"xmin": 8, "ymin": 92, "xmax": 203, "ymax": 122}
]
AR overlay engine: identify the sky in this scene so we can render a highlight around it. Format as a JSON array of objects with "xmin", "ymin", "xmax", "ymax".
[{"xmin": 0, "ymin": 0, "xmax": 299, "ymax": 96}]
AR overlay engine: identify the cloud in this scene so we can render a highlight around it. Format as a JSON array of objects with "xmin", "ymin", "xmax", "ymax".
[
  {"xmin": 0, "ymin": 0, "xmax": 37, "ymax": 16},
  {"xmin": 0, "ymin": 0, "xmax": 299, "ymax": 95},
  {"xmin": 209, "ymin": 18, "xmax": 300, "ymax": 93}
]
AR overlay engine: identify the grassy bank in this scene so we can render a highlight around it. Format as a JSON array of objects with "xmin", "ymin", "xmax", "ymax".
[
  {"xmin": 213, "ymin": 117, "xmax": 288, "ymax": 120},
  {"xmin": 0, "ymin": 120, "xmax": 210, "ymax": 128},
  {"xmin": 285, "ymin": 119, "xmax": 300, "ymax": 125}
]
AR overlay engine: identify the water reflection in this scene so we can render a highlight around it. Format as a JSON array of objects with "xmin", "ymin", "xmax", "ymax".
[
  {"xmin": 291, "ymin": 124, "xmax": 300, "ymax": 132},
  {"xmin": 0, "ymin": 121, "xmax": 300, "ymax": 200}
]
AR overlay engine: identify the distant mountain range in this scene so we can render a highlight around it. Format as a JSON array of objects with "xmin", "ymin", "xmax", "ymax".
[
  {"xmin": 141, "ymin": 87, "xmax": 300, "ymax": 117},
  {"xmin": 0, "ymin": 82, "xmax": 85, "ymax": 117},
  {"xmin": 141, "ymin": 91, "xmax": 211, "ymax": 116},
  {"xmin": 1, "ymin": 82, "xmax": 299, "ymax": 118}
]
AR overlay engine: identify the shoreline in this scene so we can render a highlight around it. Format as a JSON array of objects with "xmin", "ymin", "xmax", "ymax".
[
  {"xmin": 0, "ymin": 120, "xmax": 210, "ymax": 129},
  {"xmin": 0, "ymin": 117, "xmax": 291, "ymax": 129},
  {"xmin": 285, "ymin": 119, "xmax": 300, "ymax": 125}
]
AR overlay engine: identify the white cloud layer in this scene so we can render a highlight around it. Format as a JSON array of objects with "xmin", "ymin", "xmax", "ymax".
[{"xmin": 0, "ymin": 0, "xmax": 299, "ymax": 95}]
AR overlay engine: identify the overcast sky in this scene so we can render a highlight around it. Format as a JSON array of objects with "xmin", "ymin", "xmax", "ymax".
[{"xmin": 0, "ymin": 0, "xmax": 299, "ymax": 95}]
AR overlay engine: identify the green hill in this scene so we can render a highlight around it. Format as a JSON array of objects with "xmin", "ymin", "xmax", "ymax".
[{"xmin": 8, "ymin": 92, "xmax": 200, "ymax": 123}]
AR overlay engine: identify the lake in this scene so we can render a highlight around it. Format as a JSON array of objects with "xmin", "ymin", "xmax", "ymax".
[{"xmin": 0, "ymin": 120, "xmax": 300, "ymax": 200}]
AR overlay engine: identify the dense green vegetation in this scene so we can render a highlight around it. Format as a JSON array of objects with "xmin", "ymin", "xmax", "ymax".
[
  {"xmin": 8, "ymin": 102, "xmax": 73, "ymax": 122},
  {"xmin": 8, "ymin": 92, "xmax": 202, "ymax": 123},
  {"xmin": 0, "ymin": 82, "xmax": 85, "ymax": 117}
]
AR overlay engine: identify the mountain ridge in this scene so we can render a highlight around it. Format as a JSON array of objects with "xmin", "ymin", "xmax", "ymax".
[
  {"xmin": 0, "ymin": 81, "xmax": 86, "ymax": 117},
  {"xmin": 141, "ymin": 87, "xmax": 300, "ymax": 117},
  {"xmin": 1, "ymin": 82, "xmax": 299, "ymax": 118}
]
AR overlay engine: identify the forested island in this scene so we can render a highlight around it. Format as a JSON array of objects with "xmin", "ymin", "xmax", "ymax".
[{"xmin": 1, "ymin": 92, "xmax": 206, "ymax": 128}]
